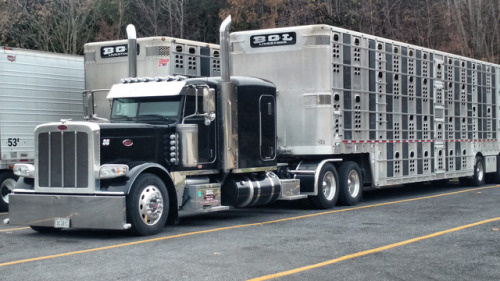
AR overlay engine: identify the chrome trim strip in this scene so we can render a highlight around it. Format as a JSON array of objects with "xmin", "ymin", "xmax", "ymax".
[
  {"xmin": 289, "ymin": 170, "xmax": 315, "ymax": 174},
  {"xmin": 232, "ymin": 166, "xmax": 277, "ymax": 174},
  {"xmin": 12, "ymin": 190, "xmax": 125, "ymax": 196}
]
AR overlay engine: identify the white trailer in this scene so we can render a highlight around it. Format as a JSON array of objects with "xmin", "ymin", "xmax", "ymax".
[
  {"xmin": 83, "ymin": 36, "xmax": 220, "ymax": 119},
  {"xmin": 0, "ymin": 47, "xmax": 84, "ymax": 210},
  {"xmin": 230, "ymin": 24, "xmax": 500, "ymax": 205}
]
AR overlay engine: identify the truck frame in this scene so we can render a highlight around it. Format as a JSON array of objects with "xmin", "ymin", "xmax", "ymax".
[
  {"xmin": 0, "ymin": 47, "xmax": 84, "ymax": 211},
  {"xmin": 5, "ymin": 17, "xmax": 500, "ymax": 235}
]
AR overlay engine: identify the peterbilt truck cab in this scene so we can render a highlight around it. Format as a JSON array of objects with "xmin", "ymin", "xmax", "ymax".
[{"xmin": 8, "ymin": 74, "xmax": 284, "ymax": 235}]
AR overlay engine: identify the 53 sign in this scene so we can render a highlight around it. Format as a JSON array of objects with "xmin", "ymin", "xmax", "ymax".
[{"xmin": 7, "ymin": 138, "xmax": 20, "ymax": 147}]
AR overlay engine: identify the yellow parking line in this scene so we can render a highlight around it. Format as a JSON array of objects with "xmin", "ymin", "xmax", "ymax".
[
  {"xmin": 0, "ymin": 212, "xmax": 8, "ymax": 215},
  {"xmin": 0, "ymin": 185, "xmax": 498, "ymax": 267},
  {"xmin": 0, "ymin": 227, "xmax": 30, "ymax": 232},
  {"xmin": 248, "ymin": 216, "xmax": 500, "ymax": 281}
]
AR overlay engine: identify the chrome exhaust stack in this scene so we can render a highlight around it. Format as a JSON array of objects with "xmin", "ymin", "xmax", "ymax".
[
  {"xmin": 220, "ymin": 16, "xmax": 232, "ymax": 82},
  {"xmin": 219, "ymin": 16, "xmax": 237, "ymax": 172},
  {"xmin": 126, "ymin": 24, "xmax": 137, "ymax": 78}
]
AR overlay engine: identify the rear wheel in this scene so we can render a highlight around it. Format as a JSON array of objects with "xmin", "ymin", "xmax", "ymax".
[
  {"xmin": 309, "ymin": 163, "xmax": 339, "ymax": 209},
  {"xmin": 0, "ymin": 171, "xmax": 18, "ymax": 212},
  {"xmin": 471, "ymin": 156, "xmax": 485, "ymax": 186},
  {"xmin": 127, "ymin": 173, "xmax": 169, "ymax": 236},
  {"xmin": 338, "ymin": 162, "xmax": 363, "ymax": 206}
]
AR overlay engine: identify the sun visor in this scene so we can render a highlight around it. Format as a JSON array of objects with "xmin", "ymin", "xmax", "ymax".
[{"xmin": 107, "ymin": 80, "xmax": 186, "ymax": 99}]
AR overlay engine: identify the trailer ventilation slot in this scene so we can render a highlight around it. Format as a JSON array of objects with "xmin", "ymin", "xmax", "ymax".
[{"xmin": 146, "ymin": 46, "xmax": 170, "ymax": 57}]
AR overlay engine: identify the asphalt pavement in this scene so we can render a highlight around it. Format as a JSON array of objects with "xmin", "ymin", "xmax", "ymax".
[{"xmin": 1, "ymin": 181, "xmax": 499, "ymax": 280}]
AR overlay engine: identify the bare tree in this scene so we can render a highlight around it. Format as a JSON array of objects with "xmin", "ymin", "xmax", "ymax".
[
  {"xmin": 95, "ymin": 0, "xmax": 131, "ymax": 41},
  {"xmin": 1, "ymin": 0, "xmax": 102, "ymax": 54},
  {"xmin": 133, "ymin": 0, "xmax": 167, "ymax": 36},
  {"xmin": 132, "ymin": 0, "xmax": 190, "ymax": 38},
  {"xmin": 449, "ymin": 0, "xmax": 500, "ymax": 62},
  {"xmin": 160, "ymin": 0, "xmax": 190, "ymax": 38}
]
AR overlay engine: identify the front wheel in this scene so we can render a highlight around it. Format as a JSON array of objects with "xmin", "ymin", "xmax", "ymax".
[
  {"xmin": 309, "ymin": 163, "xmax": 339, "ymax": 209},
  {"xmin": 127, "ymin": 173, "xmax": 169, "ymax": 236},
  {"xmin": 0, "ymin": 171, "xmax": 18, "ymax": 212},
  {"xmin": 338, "ymin": 162, "xmax": 363, "ymax": 206}
]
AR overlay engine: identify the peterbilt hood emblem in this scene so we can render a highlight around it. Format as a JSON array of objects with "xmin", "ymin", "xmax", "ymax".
[{"xmin": 122, "ymin": 139, "xmax": 133, "ymax": 147}]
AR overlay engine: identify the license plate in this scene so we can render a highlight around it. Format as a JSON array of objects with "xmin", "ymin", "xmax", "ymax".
[{"xmin": 54, "ymin": 217, "xmax": 70, "ymax": 228}]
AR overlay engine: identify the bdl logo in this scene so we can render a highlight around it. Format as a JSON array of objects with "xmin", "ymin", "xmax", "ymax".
[
  {"xmin": 100, "ymin": 44, "xmax": 140, "ymax": 59},
  {"xmin": 250, "ymin": 32, "xmax": 296, "ymax": 48}
]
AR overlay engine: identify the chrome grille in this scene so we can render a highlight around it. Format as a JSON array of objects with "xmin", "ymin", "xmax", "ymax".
[{"xmin": 38, "ymin": 131, "xmax": 89, "ymax": 188}]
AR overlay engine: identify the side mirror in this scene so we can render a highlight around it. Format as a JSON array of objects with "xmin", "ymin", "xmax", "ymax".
[
  {"xmin": 203, "ymin": 88, "xmax": 216, "ymax": 113},
  {"xmin": 203, "ymin": 88, "xmax": 216, "ymax": 125},
  {"xmin": 83, "ymin": 90, "xmax": 95, "ymax": 120}
]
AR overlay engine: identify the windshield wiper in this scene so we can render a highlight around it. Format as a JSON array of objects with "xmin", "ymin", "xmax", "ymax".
[
  {"xmin": 112, "ymin": 115, "xmax": 134, "ymax": 121},
  {"xmin": 138, "ymin": 114, "xmax": 176, "ymax": 123}
]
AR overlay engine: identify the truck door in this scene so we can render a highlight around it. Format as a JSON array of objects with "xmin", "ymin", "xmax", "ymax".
[
  {"xmin": 184, "ymin": 95, "xmax": 216, "ymax": 163},
  {"xmin": 260, "ymin": 95, "xmax": 276, "ymax": 160}
]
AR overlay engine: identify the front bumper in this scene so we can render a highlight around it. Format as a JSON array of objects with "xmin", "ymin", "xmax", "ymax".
[{"xmin": 7, "ymin": 193, "xmax": 128, "ymax": 230}]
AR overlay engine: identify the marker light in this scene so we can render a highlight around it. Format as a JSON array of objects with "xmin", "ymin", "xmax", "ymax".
[
  {"xmin": 13, "ymin": 164, "xmax": 35, "ymax": 178},
  {"xmin": 98, "ymin": 164, "xmax": 129, "ymax": 179}
]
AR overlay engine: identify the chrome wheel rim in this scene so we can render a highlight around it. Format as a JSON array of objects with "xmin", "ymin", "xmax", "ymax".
[
  {"xmin": 138, "ymin": 185, "xmax": 164, "ymax": 226},
  {"xmin": 347, "ymin": 170, "xmax": 361, "ymax": 198},
  {"xmin": 1, "ymin": 178, "xmax": 16, "ymax": 204},
  {"xmin": 322, "ymin": 171, "xmax": 337, "ymax": 200},
  {"xmin": 476, "ymin": 159, "xmax": 484, "ymax": 182}
]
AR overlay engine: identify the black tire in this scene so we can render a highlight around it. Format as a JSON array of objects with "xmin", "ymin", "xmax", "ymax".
[
  {"xmin": 458, "ymin": 177, "xmax": 471, "ymax": 186},
  {"xmin": 309, "ymin": 163, "xmax": 339, "ymax": 209},
  {"xmin": 471, "ymin": 156, "xmax": 485, "ymax": 187},
  {"xmin": 30, "ymin": 226, "xmax": 62, "ymax": 234},
  {"xmin": 0, "ymin": 171, "xmax": 18, "ymax": 212},
  {"xmin": 491, "ymin": 156, "xmax": 500, "ymax": 184},
  {"xmin": 338, "ymin": 162, "xmax": 363, "ymax": 206},
  {"xmin": 433, "ymin": 179, "xmax": 449, "ymax": 186},
  {"xmin": 127, "ymin": 173, "xmax": 169, "ymax": 236},
  {"xmin": 485, "ymin": 173, "xmax": 495, "ymax": 184}
]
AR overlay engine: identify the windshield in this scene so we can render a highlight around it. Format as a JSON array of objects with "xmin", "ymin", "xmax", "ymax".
[{"xmin": 110, "ymin": 96, "xmax": 182, "ymax": 124}]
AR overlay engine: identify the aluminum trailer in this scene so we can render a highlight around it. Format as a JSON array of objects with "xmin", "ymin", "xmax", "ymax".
[
  {"xmin": 0, "ymin": 47, "xmax": 84, "ymax": 210},
  {"xmin": 230, "ymin": 24, "xmax": 500, "ymax": 204},
  {"xmin": 84, "ymin": 36, "xmax": 220, "ymax": 119}
]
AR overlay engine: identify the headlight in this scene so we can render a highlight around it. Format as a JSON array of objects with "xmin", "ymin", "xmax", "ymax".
[
  {"xmin": 98, "ymin": 164, "xmax": 129, "ymax": 179},
  {"xmin": 13, "ymin": 164, "xmax": 35, "ymax": 178}
]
